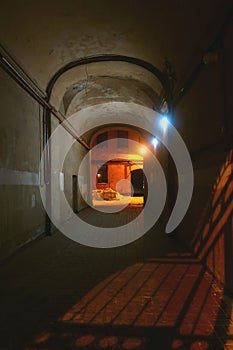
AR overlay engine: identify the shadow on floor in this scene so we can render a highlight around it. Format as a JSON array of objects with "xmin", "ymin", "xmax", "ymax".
[
  {"xmin": 0, "ymin": 212, "xmax": 232, "ymax": 350},
  {"xmin": 24, "ymin": 258, "xmax": 232, "ymax": 350}
]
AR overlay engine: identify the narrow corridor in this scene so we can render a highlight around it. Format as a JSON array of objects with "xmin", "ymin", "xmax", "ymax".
[{"xmin": 0, "ymin": 2, "xmax": 232, "ymax": 350}]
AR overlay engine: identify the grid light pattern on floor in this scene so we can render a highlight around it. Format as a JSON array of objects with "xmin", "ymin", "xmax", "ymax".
[
  {"xmin": 0, "ymin": 207, "xmax": 233, "ymax": 350},
  {"xmin": 26, "ymin": 260, "xmax": 233, "ymax": 350}
]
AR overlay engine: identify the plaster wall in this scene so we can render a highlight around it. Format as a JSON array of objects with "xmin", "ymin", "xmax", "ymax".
[{"xmin": 0, "ymin": 68, "xmax": 45, "ymax": 260}]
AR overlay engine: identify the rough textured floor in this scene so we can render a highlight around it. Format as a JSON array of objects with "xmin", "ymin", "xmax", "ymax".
[{"xmin": 0, "ymin": 207, "xmax": 232, "ymax": 350}]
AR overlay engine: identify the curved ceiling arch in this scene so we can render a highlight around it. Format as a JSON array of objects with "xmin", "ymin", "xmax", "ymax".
[
  {"xmin": 46, "ymin": 54, "xmax": 169, "ymax": 97},
  {"xmin": 63, "ymin": 101, "xmax": 193, "ymax": 233},
  {"xmin": 47, "ymin": 55, "xmax": 172, "ymax": 115},
  {"xmin": 0, "ymin": 0, "xmax": 230, "ymax": 99}
]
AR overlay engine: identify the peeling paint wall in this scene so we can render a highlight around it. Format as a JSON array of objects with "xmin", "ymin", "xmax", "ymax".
[{"xmin": 66, "ymin": 76, "xmax": 159, "ymax": 115}]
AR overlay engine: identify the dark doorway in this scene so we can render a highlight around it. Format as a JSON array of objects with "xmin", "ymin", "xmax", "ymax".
[
  {"xmin": 72, "ymin": 175, "xmax": 78, "ymax": 213},
  {"xmin": 131, "ymin": 169, "xmax": 144, "ymax": 197}
]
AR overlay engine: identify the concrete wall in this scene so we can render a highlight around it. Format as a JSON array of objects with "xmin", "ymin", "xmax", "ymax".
[
  {"xmin": 0, "ymin": 63, "xmax": 89, "ymax": 261},
  {"xmin": 174, "ymin": 23, "xmax": 233, "ymax": 291},
  {"xmin": 50, "ymin": 117, "xmax": 88, "ymax": 226},
  {"xmin": 0, "ymin": 67, "xmax": 45, "ymax": 260}
]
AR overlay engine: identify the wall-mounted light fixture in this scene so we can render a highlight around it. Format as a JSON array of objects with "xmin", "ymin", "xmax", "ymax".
[
  {"xmin": 152, "ymin": 137, "xmax": 159, "ymax": 149},
  {"xmin": 160, "ymin": 116, "xmax": 169, "ymax": 132}
]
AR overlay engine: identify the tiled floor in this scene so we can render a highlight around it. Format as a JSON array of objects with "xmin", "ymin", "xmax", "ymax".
[{"xmin": 0, "ymin": 207, "xmax": 233, "ymax": 350}]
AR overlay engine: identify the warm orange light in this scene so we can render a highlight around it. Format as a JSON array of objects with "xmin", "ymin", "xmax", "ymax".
[
  {"xmin": 125, "ymin": 153, "xmax": 143, "ymax": 161},
  {"xmin": 35, "ymin": 332, "xmax": 51, "ymax": 344},
  {"xmin": 75, "ymin": 334, "xmax": 95, "ymax": 347},
  {"xmin": 139, "ymin": 146, "xmax": 147, "ymax": 155}
]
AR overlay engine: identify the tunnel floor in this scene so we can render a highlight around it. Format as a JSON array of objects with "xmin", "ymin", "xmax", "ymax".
[{"xmin": 0, "ymin": 208, "xmax": 233, "ymax": 350}]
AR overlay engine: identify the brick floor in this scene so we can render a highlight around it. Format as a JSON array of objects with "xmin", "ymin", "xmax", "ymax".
[{"xmin": 0, "ymin": 208, "xmax": 233, "ymax": 349}]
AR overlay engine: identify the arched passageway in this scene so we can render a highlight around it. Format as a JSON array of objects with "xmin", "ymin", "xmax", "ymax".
[{"xmin": 0, "ymin": 1, "xmax": 232, "ymax": 349}]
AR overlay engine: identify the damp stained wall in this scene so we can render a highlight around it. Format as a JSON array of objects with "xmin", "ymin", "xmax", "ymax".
[{"xmin": 0, "ymin": 67, "xmax": 45, "ymax": 260}]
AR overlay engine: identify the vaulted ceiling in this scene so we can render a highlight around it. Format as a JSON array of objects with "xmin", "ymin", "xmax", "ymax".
[{"xmin": 0, "ymin": 0, "xmax": 232, "ymax": 116}]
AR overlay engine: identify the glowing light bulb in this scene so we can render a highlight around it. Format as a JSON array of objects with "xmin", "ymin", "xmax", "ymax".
[
  {"xmin": 160, "ymin": 116, "xmax": 169, "ymax": 132},
  {"xmin": 152, "ymin": 138, "xmax": 159, "ymax": 148},
  {"xmin": 139, "ymin": 146, "xmax": 147, "ymax": 155}
]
